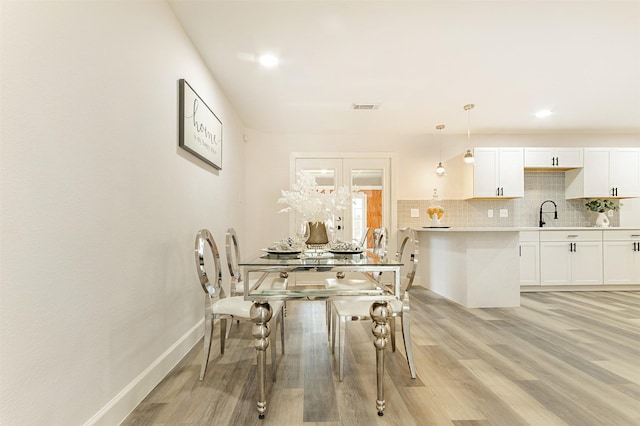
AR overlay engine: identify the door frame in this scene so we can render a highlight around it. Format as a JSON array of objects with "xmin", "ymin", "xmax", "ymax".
[{"xmin": 289, "ymin": 152, "xmax": 398, "ymax": 254}]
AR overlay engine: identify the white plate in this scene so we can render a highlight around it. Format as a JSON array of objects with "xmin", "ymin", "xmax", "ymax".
[
  {"xmin": 265, "ymin": 249, "xmax": 301, "ymax": 255},
  {"xmin": 329, "ymin": 249, "xmax": 363, "ymax": 255}
]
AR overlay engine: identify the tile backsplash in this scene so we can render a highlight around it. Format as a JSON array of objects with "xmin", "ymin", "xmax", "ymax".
[{"xmin": 398, "ymin": 171, "xmax": 620, "ymax": 228}]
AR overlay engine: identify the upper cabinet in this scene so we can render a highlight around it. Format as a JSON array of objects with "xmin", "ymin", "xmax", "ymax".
[
  {"xmin": 463, "ymin": 147, "xmax": 524, "ymax": 199},
  {"xmin": 524, "ymin": 147, "xmax": 583, "ymax": 169},
  {"xmin": 565, "ymin": 147, "xmax": 640, "ymax": 199}
]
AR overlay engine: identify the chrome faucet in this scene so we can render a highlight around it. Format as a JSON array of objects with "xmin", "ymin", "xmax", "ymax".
[{"xmin": 539, "ymin": 200, "xmax": 558, "ymax": 227}]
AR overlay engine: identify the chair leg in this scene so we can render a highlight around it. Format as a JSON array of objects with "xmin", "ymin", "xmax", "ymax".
[
  {"xmin": 401, "ymin": 312, "xmax": 416, "ymax": 379},
  {"xmin": 280, "ymin": 307, "xmax": 286, "ymax": 355},
  {"xmin": 270, "ymin": 316, "xmax": 278, "ymax": 382},
  {"xmin": 390, "ymin": 316, "xmax": 397, "ymax": 352},
  {"xmin": 199, "ymin": 316, "xmax": 215, "ymax": 381},
  {"xmin": 339, "ymin": 315, "xmax": 346, "ymax": 381},
  {"xmin": 219, "ymin": 318, "xmax": 228, "ymax": 355},
  {"xmin": 330, "ymin": 304, "xmax": 337, "ymax": 354},
  {"xmin": 225, "ymin": 317, "xmax": 233, "ymax": 339},
  {"xmin": 325, "ymin": 300, "xmax": 331, "ymax": 341}
]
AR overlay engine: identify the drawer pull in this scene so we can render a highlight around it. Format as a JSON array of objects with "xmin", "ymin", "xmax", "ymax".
[
  {"xmin": 567, "ymin": 235, "xmax": 579, "ymax": 238},
  {"xmin": 631, "ymin": 234, "xmax": 640, "ymax": 237}
]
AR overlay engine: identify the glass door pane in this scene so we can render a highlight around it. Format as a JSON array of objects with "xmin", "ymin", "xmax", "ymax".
[
  {"xmin": 293, "ymin": 157, "xmax": 391, "ymax": 248},
  {"xmin": 294, "ymin": 158, "xmax": 343, "ymax": 241},
  {"xmin": 345, "ymin": 163, "xmax": 388, "ymax": 248}
]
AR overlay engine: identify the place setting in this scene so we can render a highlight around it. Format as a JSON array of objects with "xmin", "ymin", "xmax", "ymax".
[
  {"xmin": 261, "ymin": 238, "xmax": 302, "ymax": 257},
  {"xmin": 327, "ymin": 240, "xmax": 364, "ymax": 256}
]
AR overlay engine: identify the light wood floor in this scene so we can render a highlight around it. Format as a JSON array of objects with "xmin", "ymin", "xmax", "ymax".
[{"xmin": 122, "ymin": 288, "xmax": 640, "ymax": 425}]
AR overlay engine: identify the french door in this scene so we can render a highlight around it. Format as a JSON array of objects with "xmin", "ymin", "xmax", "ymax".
[{"xmin": 293, "ymin": 156, "xmax": 391, "ymax": 248}]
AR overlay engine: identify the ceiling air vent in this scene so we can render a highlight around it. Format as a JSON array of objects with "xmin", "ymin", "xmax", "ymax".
[{"xmin": 352, "ymin": 103, "xmax": 380, "ymax": 110}]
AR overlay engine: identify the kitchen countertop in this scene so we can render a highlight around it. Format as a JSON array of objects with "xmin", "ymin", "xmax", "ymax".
[{"xmin": 418, "ymin": 226, "xmax": 640, "ymax": 232}]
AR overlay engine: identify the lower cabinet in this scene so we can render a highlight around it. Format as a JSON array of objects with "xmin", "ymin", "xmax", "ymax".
[
  {"xmin": 519, "ymin": 231, "xmax": 540, "ymax": 285},
  {"xmin": 539, "ymin": 231, "xmax": 603, "ymax": 286},
  {"xmin": 521, "ymin": 229, "xmax": 640, "ymax": 288},
  {"xmin": 603, "ymin": 230, "xmax": 640, "ymax": 284}
]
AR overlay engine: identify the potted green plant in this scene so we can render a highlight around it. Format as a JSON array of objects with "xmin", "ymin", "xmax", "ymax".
[{"xmin": 585, "ymin": 199, "xmax": 618, "ymax": 227}]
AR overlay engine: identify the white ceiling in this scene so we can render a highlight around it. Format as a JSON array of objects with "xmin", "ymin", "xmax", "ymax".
[{"xmin": 169, "ymin": 1, "xmax": 640, "ymax": 136}]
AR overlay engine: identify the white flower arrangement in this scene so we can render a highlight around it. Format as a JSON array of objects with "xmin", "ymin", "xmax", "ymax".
[{"xmin": 278, "ymin": 171, "xmax": 354, "ymax": 223}]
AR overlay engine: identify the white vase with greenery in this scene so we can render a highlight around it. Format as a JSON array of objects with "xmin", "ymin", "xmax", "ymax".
[
  {"xmin": 584, "ymin": 199, "xmax": 618, "ymax": 228},
  {"xmin": 278, "ymin": 171, "xmax": 354, "ymax": 244}
]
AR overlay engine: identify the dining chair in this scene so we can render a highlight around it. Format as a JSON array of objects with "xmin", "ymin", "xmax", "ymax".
[
  {"xmin": 225, "ymin": 227, "xmax": 288, "ymax": 336},
  {"xmin": 195, "ymin": 229, "xmax": 285, "ymax": 381},
  {"xmin": 329, "ymin": 227, "xmax": 418, "ymax": 381},
  {"xmin": 358, "ymin": 226, "xmax": 370, "ymax": 249},
  {"xmin": 371, "ymin": 227, "xmax": 388, "ymax": 257},
  {"xmin": 325, "ymin": 227, "xmax": 388, "ymax": 291},
  {"xmin": 324, "ymin": 227, "xmax": 388, "ymax": 339}
]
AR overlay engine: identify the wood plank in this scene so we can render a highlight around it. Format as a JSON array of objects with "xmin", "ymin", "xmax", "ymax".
[{"xmin": 121, "ymin": 289, "xmax": 640, "ymax": 425}]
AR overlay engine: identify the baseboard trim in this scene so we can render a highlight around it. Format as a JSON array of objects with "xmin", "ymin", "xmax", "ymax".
[
  {"xmin": 521, "ymin": 285, "xmax": 640, "ymax": 292},
  {"xmin": 84, "ymin": 319, "xmax": 204, "ymax": 426}
]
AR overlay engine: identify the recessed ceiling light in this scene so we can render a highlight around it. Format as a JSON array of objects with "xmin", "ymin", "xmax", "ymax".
[
  {"xmin": 535, "ymin": 109, "xmax": 552, "ymax": 118},
  {"xmin": 258, "ymin": 54, "xmax": 279, "ymax": 68}
]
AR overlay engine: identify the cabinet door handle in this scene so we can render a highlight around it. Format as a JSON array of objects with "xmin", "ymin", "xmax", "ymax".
[
  {"xmin": 519, "ymin": 245, "xmax": 522, "ymax": 256},
  {"xmin": 496, "ymin": 187, "xmax": 500, "ymax": 196},
  {"xmin": 500, "ymin": 187, "xmax": 504, "ymax": 196},
  {"xmin": 573, "ymin": 242, "xmax": 577, "ymax": 252}
]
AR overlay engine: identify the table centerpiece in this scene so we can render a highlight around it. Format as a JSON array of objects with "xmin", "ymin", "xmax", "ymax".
[{"xmin": 278, "ymin": 171, "xmax": 354, "ymax": 245}]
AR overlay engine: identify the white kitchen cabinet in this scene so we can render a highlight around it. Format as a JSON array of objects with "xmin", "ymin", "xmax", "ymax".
[
  {"xmin": 463, "ymin": 147, "xmax": 524, "ymax": 199},
  {"xmin": 540, "ymin": 231, "xmax": 603, "ymax": 286},
  {"xmin": 603, "ymin": 230, "xmax": 640, "ymax": 284},
  {"xmin": 520, "ymin": 231, "xmax": 540, "ymax": 285},
  {"xmin": 524, "ymin": 147, "xmax": 583, "ymax": 169},
  {"xmin": 565, "ymin": 147, "xmax": 640, "ymax": 199}
]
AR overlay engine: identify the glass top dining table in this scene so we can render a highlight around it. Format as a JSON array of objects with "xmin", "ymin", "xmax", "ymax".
[{"xmin": 239, "ymin": 250, "xmax": 403, "ymax": 418}]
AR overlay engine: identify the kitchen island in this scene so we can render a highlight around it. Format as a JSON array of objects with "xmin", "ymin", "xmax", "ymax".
[
  {"xmin": 417, "ymin": 228, "xmax": 521, "ymax": 308},
  {"xmin": 416, "ymin": 226, "xmax": 640, "ymax": 308}
]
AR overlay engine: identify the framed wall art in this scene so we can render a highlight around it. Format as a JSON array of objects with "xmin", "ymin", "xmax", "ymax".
[{"xmin": 179, "ymin": 79, "xmax": 223, "ymax": 170}]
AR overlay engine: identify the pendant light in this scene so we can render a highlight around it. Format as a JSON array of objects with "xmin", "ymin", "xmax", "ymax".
[
  {"xmin": 435, "ymin": 124, "xmax": 446, "ymax": 176},
  {"xmin": 463, "ymin": 104, "xmax": 475, "ymax": 164}
]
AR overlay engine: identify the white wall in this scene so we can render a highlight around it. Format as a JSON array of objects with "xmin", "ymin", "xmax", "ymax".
[
  {"xmin": 0, "ymin": 2, "xmax": 246, "ymax": 424},
  {"xmin": 244, "ymin": 131, "xmax": 640, "ymax": 252}
]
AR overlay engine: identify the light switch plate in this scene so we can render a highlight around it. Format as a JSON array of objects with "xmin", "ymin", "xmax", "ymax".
[
  {"xmin": 487, "ymin": 209, "xmax": 494, "ymax": 218},
  {"xmin": 410, "ymin": 208, "xmax": 420, "ymax": 218},
  {"xmin": 500, "ymin": 209, "xmax": 508, "ymax": 218}
]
